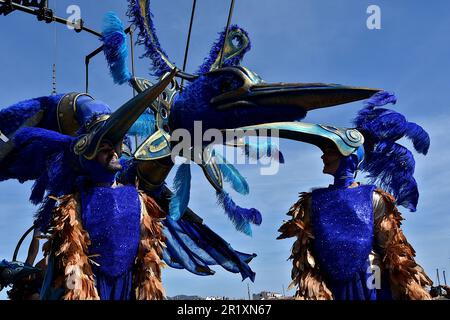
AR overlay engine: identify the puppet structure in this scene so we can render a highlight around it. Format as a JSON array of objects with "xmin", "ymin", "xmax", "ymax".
[{"xmin": 0, "ymin": 0, "xmax": 395, "ymax": 300}]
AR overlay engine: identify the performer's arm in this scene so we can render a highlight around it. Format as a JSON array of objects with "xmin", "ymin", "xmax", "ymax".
[
  {"xmin": 373, "ymin": 189, "xmax": 432, "ymax": 300},
  {"xmin": 278, "ymin": 193, "xmax": 333, "ymax": 300}
]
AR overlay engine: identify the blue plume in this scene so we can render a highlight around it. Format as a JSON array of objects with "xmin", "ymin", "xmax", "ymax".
[
  {"xmin": 101, "ymin": 12, "xmax": 132, "ymax": 85},
  {"xmin": 214, "ymin": 153, "xmax": 249, "ymax": 195},
  {"xmin": 1, "ymin": 127, "xmax": 73, "ymax": 184},
  {"xmin": 354, "ymin": 91, "xmax": 430, "ymax": 212},
  {"xmin": 243, "ymin": 139, "xmax": 285, "ymax": 163},
  {"xmin": 355, "ymin": 107, "xmax": 430, "ymax": 155},
  {"xmin": 364, "ymin": 91, "xmax": 397, "ymax": 108},
  {"xmin": 169, "ymin": 163, "xmax": 192, "ymax": 220},
  {"xmin": 127, "ymin": 0, "xmax": 174, "ymax": 77},
  {"xmin": 197, "ymin": 24, "xmax": 251, "ymax": 74},
  {"xmin": 216, "ymin": 191, "xmax": 262, "ymax": 236},
  {"xmin": 405, "ymin": 122, "xmax": 430, "ymax": 155},
  {"xmin": 127, "ymin": 109, "xmax": 156, "ymax": 137},
  {"xmin": 361, "ymin": 142, "xmax": 418, "ymax": 211},
  {"xmin": 6, "ymin": 127, "xmax": 79, "ymax": 230},
  {"xmin": 0, "ymin": 95, "xmax": 63, "ymax": 137}
]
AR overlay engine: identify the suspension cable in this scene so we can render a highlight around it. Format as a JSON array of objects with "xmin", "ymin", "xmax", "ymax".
[
  {"xmin": 181, "ymin": 0, "xmax": 197, "ymax": 89},
  {"xmin": 219, "ymin": 0, "xmax": 236, "ymax": 68}
]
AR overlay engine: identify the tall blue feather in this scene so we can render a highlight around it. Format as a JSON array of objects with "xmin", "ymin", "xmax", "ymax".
[
  {"xmin": 354, "ymin": 91, "xmax": 430, "ymax": 212},
  {"xmin": 127, "ymin": 110, "xmax": 156, "ymax": 137},
  {"xmin": 216, "ymin": 191, "xmax": 262, "ymax": 236},
  {"xmin": 101, "ymin": 12, "xmax": 132, "ymax": 85},
  {"xmin": 169, "ymin": 163, "xmax": 192, "ymax": 220},
  {"xmin": 215, "ymin": 153, "xmax": 249, "ymax": 195}
]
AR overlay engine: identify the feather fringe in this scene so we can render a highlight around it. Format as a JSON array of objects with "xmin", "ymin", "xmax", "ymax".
[
  {"xmin": 127, "ymin": 110, "xmax": 155, "ymax": 138},
  {"xmin": 374, "ymin": 189, "xmax": 432, "ymax": 299},
  {"xmin": 127, "ymin": 0, "xmax": 173, "ymax": 77},
  {"xmin": 362, "ymin": 141, "xmax": 419, "ymax": 211},
  {"xmin": 216, "ymin": 191, "xmax": 262, "ymax": 236},
  {"xmin": 215, "ymin": 153, "xmax": 249, "ymax": 195},
  {"xmin": 101, "ymin": 12, "xmax": 132, "ymax": 85},
  {"xmin": 354, "ymin": 91, "xmax": 430, "ymax": 211},
  {"xmin": 45, "ymin": 194, "xmax": 99, "ymax": 300},
  {"xmin": 278, "ymin": 192, "xmax": 333, "ymax": 300},
  {"xmin": 134, "ymin": 193, "xmax": 166, "ymax": 300},
  {"xmin": 169, "ymin": 163, "xmax": 191, "ymax": 220}
]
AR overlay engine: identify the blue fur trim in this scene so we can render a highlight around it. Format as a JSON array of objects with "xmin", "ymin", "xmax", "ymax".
[
  {"xmin": 169, "ymin": 163, "xmax": 192, "ymax": 220},
  {"xmin": 101, "ymin": 12, "xmax": 132, "ymax": 85},
  {"xmin": 215, "ymin": 153, "xmax": 249, "ymax": 195},
  {"xmin": 127, "ymin": 110, "xmax": 155, "ymax": 137},
  {"xmin": 127, "ymin": 0, "xmax": 173, "ymax": 77},
  {"xmin": 0, "ymin": 95, "xmax": 63, "ymax": 136},
  {"xmin": 196, "ymin": 24, "xmax": 252, "ymax": 74},
  {"xmin": 216, "ymin": 191, "xmax": 262, "ymax": 236}
]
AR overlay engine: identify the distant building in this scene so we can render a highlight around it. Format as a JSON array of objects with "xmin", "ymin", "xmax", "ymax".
[
  {"xmin": 168, "ymin": 295, "xmax": 204, "ymax": 300},
  {"xmin": 252, "ymin": 291, "xmax": 283, "ymax": 300},
  {"xmin": 205, "ymin": 296, "xmax": 230, "ymax": 300}
]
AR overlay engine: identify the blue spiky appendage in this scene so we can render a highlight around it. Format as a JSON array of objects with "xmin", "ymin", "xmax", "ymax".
[
  {"xmin": 354, "ymin": 91, "xmax": 430, "ymax": 211},
  {"xmin": 101, "ymin": 12, "xmax": 132, "ymax": 85}
]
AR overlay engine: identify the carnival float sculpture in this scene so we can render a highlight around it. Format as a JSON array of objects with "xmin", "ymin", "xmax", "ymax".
[{"xmin": 1, "ymin": 0, "xmax": 429, "ymax": 300}]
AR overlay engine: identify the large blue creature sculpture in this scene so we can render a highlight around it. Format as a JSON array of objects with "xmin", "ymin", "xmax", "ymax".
[{"xmin": 0, "ymin": 0, "xmax": 383, "ymax": 299}]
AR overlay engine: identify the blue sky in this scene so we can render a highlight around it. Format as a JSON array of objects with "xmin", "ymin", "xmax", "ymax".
[{"xmin": 1, "ymin": 0, "xmax": 449, "ymax": 299}]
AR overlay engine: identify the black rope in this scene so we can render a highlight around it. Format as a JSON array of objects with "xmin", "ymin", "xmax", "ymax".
[
  {"xmin": 181, "ymin": 0, "xmax": 197, "ymax": 88},
  {"xmin": 219, "ymin": 0, "xmax": 236, "ymax": 68},
  {"xmin": 12, "ymin": 225, "xmax": 35, "ymax": 262}
]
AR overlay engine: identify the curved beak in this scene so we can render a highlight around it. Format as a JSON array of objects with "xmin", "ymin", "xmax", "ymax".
[
  {"xmin": 75, "ymin": 68, "xmax": 178, "ymax": 160},
  {"xmin": 212, "ymin": 82, "xmax": 381, "ymax": 112},
  {"xmin": 225, "ymin": 122, "xmax": 365, "ymax": 157}
]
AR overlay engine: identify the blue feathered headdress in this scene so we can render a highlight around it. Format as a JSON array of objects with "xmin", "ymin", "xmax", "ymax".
[{"xmin": 354, "ymin": 91, "xmax": 430, "ymax": 212}]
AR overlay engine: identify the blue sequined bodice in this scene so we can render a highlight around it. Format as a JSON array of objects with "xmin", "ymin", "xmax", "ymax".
[
  {"xmin": 311, "ymin": 185, "xmax": 376, "ymax": 282},
  {"xmin": 81, "ymin": 185, "xmax": 141, "ymax": 277}
]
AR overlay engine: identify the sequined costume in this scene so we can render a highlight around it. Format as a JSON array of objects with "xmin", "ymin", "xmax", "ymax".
[
  {"xmin": 275, "ymin": 92, "xmax": 432, "ymax": 300},
  {"xmin": 0, "ymin": 70, "xmax": 261, "ymax": 300}
]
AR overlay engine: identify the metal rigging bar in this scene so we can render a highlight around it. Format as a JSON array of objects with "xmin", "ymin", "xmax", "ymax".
[
  {"xmin": 84, "ymin": 25, "xmax": 133, "ymax": 93},
  {"xmin": 0, "ymin": 0, "xmax": 102, "ymax": 37}
]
